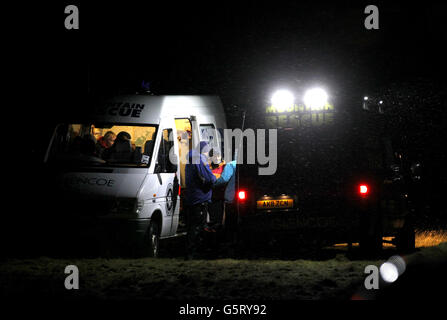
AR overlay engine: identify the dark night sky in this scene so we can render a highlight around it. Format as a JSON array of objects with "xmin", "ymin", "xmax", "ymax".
[
  {"xmin": 30, "ymin": 3, "xmax": 447, "ymax": 93},
  {"xmin": 82, "ymin": 2, "xmax": 445, "ymax": 99},
  {"xmin": 13, "ymin": 1, "xmax": 447, "ymax": 151}
]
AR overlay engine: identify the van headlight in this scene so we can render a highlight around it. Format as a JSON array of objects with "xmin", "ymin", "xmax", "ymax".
[
  {"xmin": 113, "ymin": 198, "xmax": 144, "ymax": 214},
  {"xmin": 135, "ymin": 199, "xmax": 145, "ymax": 214}
]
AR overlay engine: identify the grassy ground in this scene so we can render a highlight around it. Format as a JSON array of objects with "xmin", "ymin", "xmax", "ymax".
[
  {"xmin": 415, "ymin": 229, "xmax": 447, "ymax": 247},
  {"xmin": 1, "ymin": 231, "xmax": 445, "ymax": 300},
  {"xmin": 0, "ymin": 253, "xmax": 379, "ymax": 300}
]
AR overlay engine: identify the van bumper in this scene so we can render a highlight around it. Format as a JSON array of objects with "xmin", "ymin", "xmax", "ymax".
[{"xmin": 78, "ymin": 216, "xmax": 151, "ymax": 246}]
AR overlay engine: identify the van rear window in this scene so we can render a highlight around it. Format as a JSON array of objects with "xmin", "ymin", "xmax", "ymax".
[{"xmin": 47, "ymin": 123, "xmax": 158, "ymax": 167}]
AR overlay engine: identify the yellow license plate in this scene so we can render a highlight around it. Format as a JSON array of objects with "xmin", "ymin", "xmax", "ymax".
[{"xmin": 257, "ymin": 199, "xmax": 294, "ymax": 209}]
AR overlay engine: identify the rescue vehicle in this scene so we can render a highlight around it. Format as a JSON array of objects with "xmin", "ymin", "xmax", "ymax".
[
  {"xmin": 44, "ymin": 94, "xmax": 227, "ymax": 257},
  {"xmin": 235, "ymin": 94, "xmax": 419, "ymax": 253}
]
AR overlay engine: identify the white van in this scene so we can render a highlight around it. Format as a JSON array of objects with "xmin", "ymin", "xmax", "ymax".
[{"xmin": 44, "ymin": 94, "xmax": 227, "ymax": 257}]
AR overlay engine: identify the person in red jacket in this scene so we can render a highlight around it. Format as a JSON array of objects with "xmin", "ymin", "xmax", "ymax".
[
  {"xmin": 208, "ymin": 149, "xmax": 226, "ymax": 231},
  {"xmin": 210, "ymin": 151, "xmax": 225, "ymax": 178},
  {"xmin": 95, "ymin": 131, "xmax": 116, "ymax": 158}
]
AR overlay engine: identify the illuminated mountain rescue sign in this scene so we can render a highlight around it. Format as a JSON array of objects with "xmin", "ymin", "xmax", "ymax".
[{"xmin": 265, "ymin": 102, "xmax": 335, "ymax": 128}]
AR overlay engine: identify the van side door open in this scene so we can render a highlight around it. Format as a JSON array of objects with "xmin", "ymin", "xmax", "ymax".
[{"xmin": 151, "ymin": 118, "xmax": 180, "ymax": 237}]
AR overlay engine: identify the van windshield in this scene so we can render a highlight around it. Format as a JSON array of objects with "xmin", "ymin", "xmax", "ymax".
[{"xmin": 47, "ymin": 123, "xmax": 158, "ymax": 167}]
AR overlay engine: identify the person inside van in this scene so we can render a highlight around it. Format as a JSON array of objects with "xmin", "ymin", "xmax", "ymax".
[
  {"xmin": 75, "ymin": 134, "xmax": 106, "ymax": 164},
  {"xmin": 103, "ymin": 131, "xmax": 132, "ymax": 161},
  {"xmin": 80, "ymin": 135, "xmax": 97, "ymax": 155},
  {"xmin": 95, "ymin": 131, "xmax": 116, "ymax": 158},
  {"xmin": 91, "ymin": 126, "xmax": 102, "ymax": 141},
  {"xmin": 184, "ymin": 141, "xmax": 216, "ymax": 259}
]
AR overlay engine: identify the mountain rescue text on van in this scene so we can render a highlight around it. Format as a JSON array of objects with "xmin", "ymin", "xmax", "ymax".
[{"xmin": 97, "ymin": 101, "xmax": 146, "ymax": 118}]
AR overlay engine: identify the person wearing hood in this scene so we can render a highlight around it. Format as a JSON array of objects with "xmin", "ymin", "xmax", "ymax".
[{"xmin": 184, "ymin": 141, "xmax": 216, "ymax": 259}]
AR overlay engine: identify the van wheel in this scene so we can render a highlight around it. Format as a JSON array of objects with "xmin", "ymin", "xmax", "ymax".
[{"xmin": 145, "ymin": 221, "xmax": 160, "ymax": 258}]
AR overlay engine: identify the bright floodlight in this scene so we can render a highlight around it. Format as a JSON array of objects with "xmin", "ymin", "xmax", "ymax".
[
  {"xmin": 271, "ymin": 89, "xmax": 295, "ymax": 112},
  {"xmin": 380, "ymin": 262, "xmax": 399, "ymax": 283},
  {"xmin": 364, "ymin": 96, "xmax": 369, "ymax": 101},
  {"xmin": 304, "ymin": 88, "xmax": 328, "ymax": 110}
]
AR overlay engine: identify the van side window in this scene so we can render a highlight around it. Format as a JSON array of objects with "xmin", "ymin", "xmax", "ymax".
[
  {"xmin": 200, "ymin": 123, "xmax": 219, "ymax": 152},
  {"xmin": 156, "ymin": 129, "xmax": 177, "ymax": 173}
]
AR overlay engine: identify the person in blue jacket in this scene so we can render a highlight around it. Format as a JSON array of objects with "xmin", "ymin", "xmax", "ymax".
[
  {"xmin": 184, "ymin": 141, "xmax": 216, "ymax": 259},
  {"xmin": 213, "ymin": 159, "xmax": 238, "ymax": 253},
  {"xmin": 214, "ymin": 160, "xmax": 237, "ymax": 202}
]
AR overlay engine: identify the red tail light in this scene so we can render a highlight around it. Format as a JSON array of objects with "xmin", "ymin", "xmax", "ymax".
[
  {"xmin": 359, "ymin": 184, "xmax": 369, "ymax": 196},
  {"xmin": 238, "ymin": 190, "xmax": 246, "ymax": 201}
]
